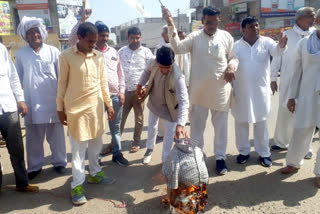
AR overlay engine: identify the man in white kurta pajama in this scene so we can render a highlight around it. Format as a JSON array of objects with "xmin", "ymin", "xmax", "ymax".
[
  {"xmin": 162, "ymin": 6, "xmax": 239, "ymax": 175},
  {"xmin": 232, "ymin": 17, "xmax": 287, "ymax": 167},
  {"xmin": 15, "ymin": 17, "xmax": 67, "ymax": 179},
  {"xmin": 281, "ymin": 12, "xmax": 320, "ymax": 182},
  {"xmin": 270, "ymin": 7, "xmax": 316, "ymax": 154}
]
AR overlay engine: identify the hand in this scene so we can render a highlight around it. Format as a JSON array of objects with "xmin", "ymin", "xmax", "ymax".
[
  {"xmin": 17, "ymin": 101, "xmax": 28, "ymax": 117},
  {"xmin": 136, "ymin": 88, "xmax": 147, "ymax": 102},
  {"xmin": 223, "ymin": 64, "xmax": 236, "ymax": 83},
  {"xmin": 161, "ymin": 6, "xmax": 174, "ymax": 26},
  {"xmin": 57, "ymin": 111, "xmax": 67, "ymax": 126},
  {"xmin": 118, "ymin": 92, "xmax": 125, "ymax": 106},
  {"xmin": 278, "ymin": 32, "xmax": 288, "ymax": 49},
  {"xmin": 81, "ymin": 8, "xmax": 92, "ymax": 22},
  {"xmin": 174, "ymin": 125, "xmax": 188, "ymax": 139},
  {"xmin": 271, "ymin": 81, "xmax": 278, "ymax": 95},
  {"xmin": 107, "ymin": 106, "xmax": 115, "ymax": 121},
  {"xmin": 287, "ymin": 99, "xmax": 296, "ymax": 113}
]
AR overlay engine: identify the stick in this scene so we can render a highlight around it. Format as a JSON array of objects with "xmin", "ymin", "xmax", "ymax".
[{"xmin": 158, "ymin": 0, "xmax": 164, "ymax": 6}]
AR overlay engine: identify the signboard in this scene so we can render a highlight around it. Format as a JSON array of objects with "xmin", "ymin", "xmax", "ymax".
[
  {"xmin": 261, "ymin": 0, "xmax": 304, "ymax": 17},
  {"xmin": 230, "ymin": 3, "xmax": 247, "ymax": 14},
  {"xmin": 0, "ymin": 1, "xmax": 14, "ymax": 35},
  {"xmin": 192, "ymin": 20, "xmax": 203, "ymax": 32},
  {"xmin": 56, "ymin": 0, "xmax": 83, "ymax": 38},
  {"xmin": 16, "ymin": 0, "xmax": 52, "ymax": 32},
  {"xmin": 224, "ymin": 22, "xmax": 240, "ymax": 36}
]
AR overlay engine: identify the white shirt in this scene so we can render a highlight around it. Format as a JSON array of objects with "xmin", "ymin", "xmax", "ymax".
[
  {"xmin": 168, "ymin": 26, "xmax": 238, "ymax": 111},
  {"xmin": 288, "ymin": 37, "xmax": 320, "ymax": 128},
  {"xmin": 0, "ymin": 43, "xmax": 24, "ymax": 115},
  {"xmin": 270, "ymin": 26, "xmax": 314, "ymax": 107},
  {"xmin": 118, "ymin": 45, "xmax": 154, "ymax": 92},
  {"xmin": 232, "ymin": 36, "xmax": 286, "ymax": 123},
  {"xmin": 15, "ymin": 43, "xmax": 60, "ymax": 125}
]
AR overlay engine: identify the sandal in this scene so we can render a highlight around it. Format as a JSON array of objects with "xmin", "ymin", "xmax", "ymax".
[
  {"xmin": 130, "ymin": 145, "xmax": 140, "ymax": 153},
  {"xmin": 100, "ymin": 144, "xmax": 112, "ymax": 156}
]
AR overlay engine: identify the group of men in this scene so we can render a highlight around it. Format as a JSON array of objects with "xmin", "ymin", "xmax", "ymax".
[{"xmin": 0, "ymin": 4, "xmax": 319, "ymax": 209}]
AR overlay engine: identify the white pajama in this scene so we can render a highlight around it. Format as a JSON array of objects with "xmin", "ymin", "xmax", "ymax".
[
  {"xmin": 26, "ymin": 123, "xmax": 66, "ymax": 172},
  {"xmin": 286, "ymin": 126, "xmax": 315, "ymax": 168},
  {"xmin": 314, "ymin": 137, "xmax": 320, "ymax": 177},
  {"xmin": 146, "ymin": 111, "xmax": 176, "ymax": 162},
  {"xmin": 190, "ymin": 105, "xmax": 228, "ymax": 160},
  {"xmin": 235, "ymin": 120, "xmax": 270, "ymax": 158},
  {"xmin": 69, "ymin": 133, "xmax": 103, "ymax": 189},
  {"xmin": 157, "ymin": 118, "xmax": 165, "ymax": 137}
]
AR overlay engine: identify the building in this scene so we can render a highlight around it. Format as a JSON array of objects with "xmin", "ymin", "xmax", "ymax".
[{"xmin": 111, "ymin": 14, "xmax": 190, "ymax": 50}]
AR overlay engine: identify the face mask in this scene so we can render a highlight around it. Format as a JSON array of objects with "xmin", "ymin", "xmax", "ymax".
[{"xmin": 314, "ymin": 24, "xmax": 320, "ymax": 31}]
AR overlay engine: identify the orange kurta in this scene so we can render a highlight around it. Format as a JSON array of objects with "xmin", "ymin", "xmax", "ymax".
[{"xmin": 57, "ymin": 45, "xmax": 112, "ymax": 142}]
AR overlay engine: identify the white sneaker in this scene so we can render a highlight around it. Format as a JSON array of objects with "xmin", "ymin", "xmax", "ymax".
[{"xmin": 143, "ymin": 155, "xmax": 152, "ymax": 164}]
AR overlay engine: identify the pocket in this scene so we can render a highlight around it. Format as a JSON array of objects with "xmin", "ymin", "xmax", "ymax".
[{"xmin": 208, "ymin": 44, "xmax": 225, "ymax": 60}]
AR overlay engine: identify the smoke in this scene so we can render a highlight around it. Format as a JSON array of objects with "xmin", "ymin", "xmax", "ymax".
[{"xmin": 123, "ymin": 0, "xmax": 151, "ymax": 17}]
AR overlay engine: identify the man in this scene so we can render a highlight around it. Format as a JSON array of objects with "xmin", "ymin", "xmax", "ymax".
[
  {"xmin": 270, "ymin": 7, "xmax": 316, "ymax": 158},
  {"xmin": 68, "ymin": 10, "xmax": 128, "ymax": 166},
  {"xmin": 119, "ymin": 27, "xmax": 154, "ymax": 153},
  {"xmin": 15, "ymin": 16, "xmax": 67, "ymax": 180},
  {"xmin": 162, "ymin": 6, "xmax": 239, "ymax": 175},
  {"xmin": 0, "ymin": 42, "xmax": 39, "ymax": 193},
  {"xmin": 176, "ymin": 30, "xmax": 191, "ymax": 88},
  {"xmin": 232, "ymin": 17, "xmax": 288, "ymax": 167},
  {"xmin": 57, "ymin": 22, "xmax": 115, "ymax": 205},
  {"xmin": 136, "ymin": 46, "xmax": 189, "ymax": 164},
  {"xmin": 280, "ymin": 10, "xmax": 320, "ymax": 180}
]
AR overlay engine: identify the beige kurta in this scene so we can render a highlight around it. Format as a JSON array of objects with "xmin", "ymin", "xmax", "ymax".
[
  {"xmin": 57, "ymin": 46, "xmax": 112, "ymax": 142},
  {"xmin": 168, "ymin": 26, "xmax": 239, "ymax": 111}
]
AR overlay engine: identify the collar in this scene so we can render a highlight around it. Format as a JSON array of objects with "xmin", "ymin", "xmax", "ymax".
[
  {"xmin": 293, "ymin": 24, "xmax": 314, "ymax": 37},
  {"xmin": 96, "ymin": 44, "xmax": 109, "ymax": 53},
  {"xmin": 73, "ymin": 44, "xmax": 96, "ymax": 57}
]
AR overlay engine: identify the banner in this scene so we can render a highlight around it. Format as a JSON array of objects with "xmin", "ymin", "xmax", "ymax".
[
  {"xmin": 192, "ymin": 20, "xmax": 203, "ymax": 32},
  {"xmin": 0, "ymin": 1, "xmax": 14, "ymax": 35},
  {"xmin": 16, "ymin": 0, "xmax": 52, "ymax": 32},
  {"xmin": 224, "ymin": 22, "xmax": 240, "ymax": 36},
  {"xmin": 56, "ymin": 0, "xmax": 83, "ymax": 38},
  {"xmin": 261, "ymin": 0, "xmax": 304, "ymax": 17}
]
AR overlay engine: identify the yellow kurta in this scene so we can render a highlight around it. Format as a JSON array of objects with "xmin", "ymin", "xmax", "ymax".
[{"xmin": 57, "ymin": 45, "xmax": 112, "ymax": 142}]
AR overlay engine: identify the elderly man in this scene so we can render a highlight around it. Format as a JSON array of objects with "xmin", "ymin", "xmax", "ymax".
[
  {"xmin": 15, "ymin": 17, "xmax": 67, "ymax": 180},
  {"xmin": 119, "ymin": 27, "xmax": 154, "ymax": 153},
  {"xmin": 162, "ymin": 6, "xmax": 239, "ymax": 175},
  {"xmin": 68, "ymin": 10, "xmax": 128, "ymax": 166},
  {"xmin": 232, "ymin": 17, "xmax": 288, "ymax": 167},
  {"xmin": 271, "ymin": 7, "xmax": 316, "ymax": 158},
  {"xmin": 0, "ymin": 42, "xmax": 39, "ymax": 193},
  {"xmin": 280, "ymin": 10, "xmax": 320, "ymax": 184},
  {"xmin": 137, "ymin": 46, "xmax": 189, "ymax": 164}
]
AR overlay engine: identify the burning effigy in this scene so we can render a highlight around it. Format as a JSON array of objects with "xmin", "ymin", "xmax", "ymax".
[{"xmin": 162, "ymin": 138, "xmax": 208, "ymax": 214}]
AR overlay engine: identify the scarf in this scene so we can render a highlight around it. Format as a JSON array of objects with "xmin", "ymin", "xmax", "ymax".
[
  {"xmin": 307, "ymin": 31, "xmax": 320, "ymax": 54},
  {"xmin": 17, "ymin": 16, "xmax": 48, "ymax": 42},
  {"xmin": 293, "ymin": 24, "xmax": 314, "ymax": 37}
]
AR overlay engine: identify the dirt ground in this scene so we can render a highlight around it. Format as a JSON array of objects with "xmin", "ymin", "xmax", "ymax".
[{"xmin": 0, "ymin": 94, "xmax": 319, "ymax": 214}]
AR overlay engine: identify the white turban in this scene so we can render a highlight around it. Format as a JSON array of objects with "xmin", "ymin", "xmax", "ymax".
[{"xmin": 17, "ymin": 16, "xmax": 48, "ymax": 42}]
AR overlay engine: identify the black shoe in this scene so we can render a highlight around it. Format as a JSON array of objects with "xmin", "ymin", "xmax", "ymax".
[
  {"xmin": 271, "ymin": 145, "xmax": 287, "ymax": 151},
  {"xmin": 216, "ymin": 159, "xmax": 227, "ymax": 175},
  {"xmin": 112, "ymin": 153, "xmax": 129, "ymax": 167},
  {"xmin": 259, "ymin": 157, "xmax": 272, "ymax": 167},
  {"xmin": 28, "ymin": 169, "xmax": 42, "ymax": 180},
  {"xmin": 236, "ymin": 154, "xmax": 250, "ymax": 164},
  {"xmin": 54, "ymin": 166, "xmax": 66, "ymax": 174}
]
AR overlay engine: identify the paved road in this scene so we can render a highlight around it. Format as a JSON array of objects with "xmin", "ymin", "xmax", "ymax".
[{"xmin": 0, "ymin": 93, "xmax": 319, "ymax": 214}]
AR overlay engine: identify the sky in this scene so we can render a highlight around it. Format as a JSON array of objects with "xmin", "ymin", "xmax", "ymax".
[{"xmin": 89, "ymin": 0, "xmax": 195, "ymax": 42}]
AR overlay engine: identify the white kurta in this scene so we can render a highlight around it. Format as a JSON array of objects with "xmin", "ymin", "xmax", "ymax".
[
  {"xmin": 270, "ymin": 28, "xmax": 312, "ymax": 107},
  {"xmin": 232, "ymin": 36, "xmax": 285, "ymax": 123},
  {"xmin": 15, "ymin": 43, "xmax": 60, "ymax": 125},
  {"xmin": 168, "ymin": 26, "xmax": 239, "ymax": 111},
  {"xmin": 288, "ymin": 37, "xmax": 320, "ymax": 128}
]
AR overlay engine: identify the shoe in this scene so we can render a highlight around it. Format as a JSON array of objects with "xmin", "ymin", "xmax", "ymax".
[
  {"xmin": 216, "ymin": 159, "xmax": 227, "ymax": 175},
  {"xmin": 259, "ymin": 157, "xmax": 272, "ymax": 167},
  {"xmin": 112, "ymin": 153, "xmax": 129, "ymax": 166},
  {"xmin": 100, "ymin": 144, "xmax": 112, "ymax": 156},
  {"xmin": 156, "ymin": 136, "xmax": 164, "ymax": 143},
  {"xmin": 71, "ymin": 185, "xmax": 87, "ymax": 205},
  {"xmin": 16, "ymin": 184, "xmax": 39, "ymax": 193},
  {"xmin": 130, "ymin": 145, "xmax": 140, "ymax": 153},
  {"xmin": 54, "ymin": 166, "xmax": 66, "ymax": 174},
  {"xmin": 271, "ymin": 145, "xmax": 287, "ymax": 151},
  {"xmin": 304, "ymin": 152, "xmax": 312, "ymax": 159},
  {"xmin": 316, "ymin": 177, "xmax": 320, "ymax": 188},
  {"xmin": 88, "ymin": 171, "xmax": 115, "ymax": 184},
  {"xmin": 143, "ymin": 149, "xmax": 153, "ymax": 165},
  {"xmin": 236, "ymin": 154, "xmax": 250, "ymax": 164},
  {"xmin": 280, "ymin": 165, "xmax": 299, "ymax": 174},
  {"xmin": 28, "ymin": 169, "xmax": 41, "ymax": 180}
]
